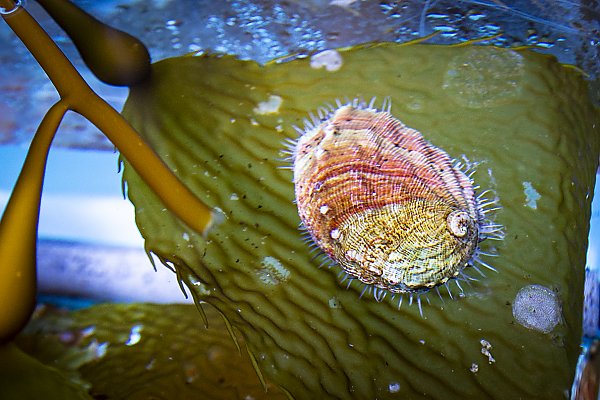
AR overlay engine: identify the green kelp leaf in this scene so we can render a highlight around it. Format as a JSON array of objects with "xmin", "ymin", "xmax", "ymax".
[
  {"xmin": 0, "ymin": 343, "xmax": 92, "ymax": 400},
  {"xmin": 122, "ymin": 44, "xmax": 600, "ymax": 399},
  {"xmin": 16, "ymin": 303, "xmax": 286, "ymax": 400}
]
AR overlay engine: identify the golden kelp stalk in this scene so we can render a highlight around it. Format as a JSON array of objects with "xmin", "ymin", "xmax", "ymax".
[{"xmin": 0, "ymin": 0, "xmax": 215, "ymax": 344}]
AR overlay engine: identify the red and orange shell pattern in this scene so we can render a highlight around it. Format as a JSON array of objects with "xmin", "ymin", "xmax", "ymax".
[{"xmin": 292, "ymin": 99, "xmax": 492, "ymax": 295}]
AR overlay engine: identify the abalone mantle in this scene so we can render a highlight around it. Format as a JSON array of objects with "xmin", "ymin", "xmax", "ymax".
[{"xmin": 293, "ymin": 100, "xmax": 485, "ymax": 294}]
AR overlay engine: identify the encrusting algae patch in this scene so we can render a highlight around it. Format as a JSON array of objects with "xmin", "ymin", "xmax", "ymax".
[{"xmin": 121, "ymin": 43, "xmax": 600, "ymax": 398}]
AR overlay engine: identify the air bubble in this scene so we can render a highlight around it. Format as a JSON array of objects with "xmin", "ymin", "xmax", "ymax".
[
  {"xmin": 389, "ymin": 382, "xmax": 401, "ymax": 393},
  {"xmin": 125, "ymin": 324, "xmax": 143, "ymax": 346},
  {"xmin": 0, "ymin": 0, "xmax": 22, "ymax": 15}
]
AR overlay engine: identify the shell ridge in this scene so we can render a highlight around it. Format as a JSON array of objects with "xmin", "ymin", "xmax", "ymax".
[{"xmin": 365, "ymin": 118, "xmax": 474, "ymax": 214}]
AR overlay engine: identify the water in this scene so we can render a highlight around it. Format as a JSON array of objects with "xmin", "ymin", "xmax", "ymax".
[{"xmin": 0, "ymin": 0, "xmax": 598, "ymax": 148}]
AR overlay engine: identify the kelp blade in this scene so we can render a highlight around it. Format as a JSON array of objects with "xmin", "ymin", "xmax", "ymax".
[
  {"xmin": 122, "ymin": 43, "xmax": 600, "ymax": 399},
  {"xmin": 15, "ymin": 303, "xmax": 285, "ymax": 399}
]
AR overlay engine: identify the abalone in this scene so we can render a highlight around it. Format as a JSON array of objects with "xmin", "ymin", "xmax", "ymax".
[{"xmin": 292, "ymin": 98, "xmax": 502, "ymax": 303}]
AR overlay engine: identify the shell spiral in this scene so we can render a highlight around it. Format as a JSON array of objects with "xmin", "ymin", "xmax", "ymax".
[{"xmin": 293, "ymin": 100, "xmax": 486, "ymax": 294}]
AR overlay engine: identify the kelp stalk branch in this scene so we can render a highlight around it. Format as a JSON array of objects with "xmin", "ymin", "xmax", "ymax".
[
  {"xmin": 0, "ymin": 0, "xmax": 215, "ymax": 343},
  {"xmin": 0, "ymin": 101, "xmax": 67, "ymax": 343}
]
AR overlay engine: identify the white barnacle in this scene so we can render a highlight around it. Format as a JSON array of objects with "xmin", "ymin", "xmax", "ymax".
[
  {"xmin": 253, "ymin": 94, "xmax": 283, "ymax": 115},
  {"xmin": 310, "ymin": 50, "xmax": 343, "ymax": 72}
]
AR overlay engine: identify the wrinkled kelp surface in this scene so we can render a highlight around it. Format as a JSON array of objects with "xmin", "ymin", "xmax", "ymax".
[{"xmin": 121, "ymin": 43, "xmax": 600, "ymax": 398}]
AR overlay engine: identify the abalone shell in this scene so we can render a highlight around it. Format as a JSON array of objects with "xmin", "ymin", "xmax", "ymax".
[{"xmin": 293, "ymin": 99, "xmax": 499, "ymax": 296}]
